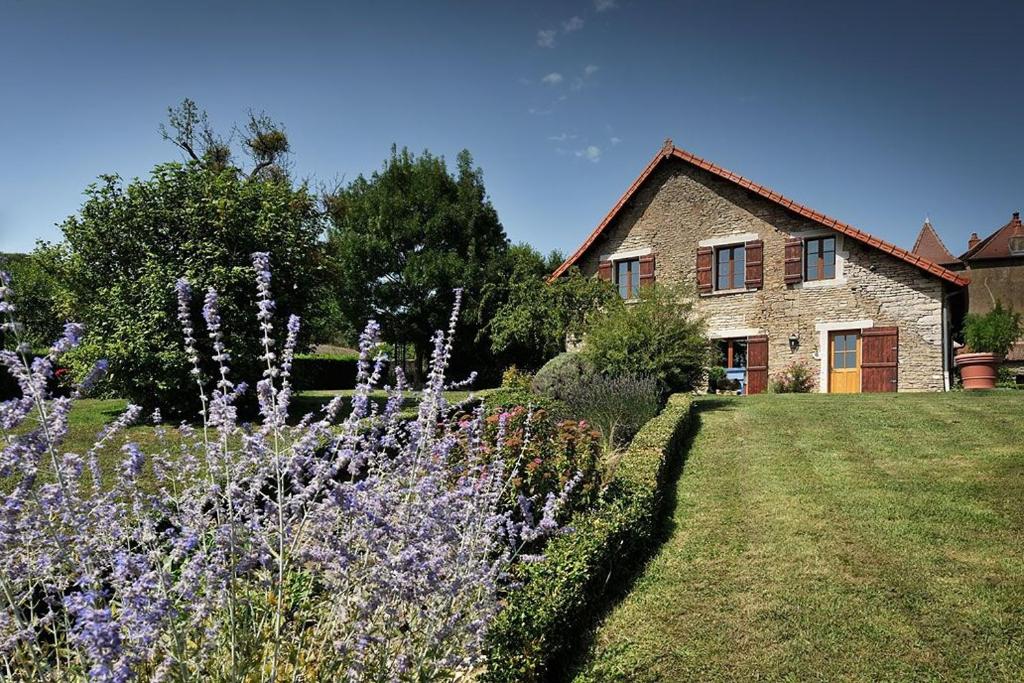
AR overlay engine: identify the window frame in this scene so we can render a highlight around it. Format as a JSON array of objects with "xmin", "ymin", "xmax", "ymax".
[
  {"xmin": 614, "ymin": 257, "xmax": 641, "ymax": 299},
  {"xmin": 714, "ymin": 244, "xmax": 746, "ymax": 291},
  {"xmin": 805, "ymin": 236, "xmax": 837, "ymax": 282}
]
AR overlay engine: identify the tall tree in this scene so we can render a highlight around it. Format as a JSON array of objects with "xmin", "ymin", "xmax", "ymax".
[{"xmin": 325, "ymin": 146, "xmax": 509, "ymax": 382}]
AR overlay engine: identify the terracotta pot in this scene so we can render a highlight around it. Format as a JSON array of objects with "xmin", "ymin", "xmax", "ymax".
[{"xmin": 955, "ymin": 352, "xmax": 1001, "ymax": 390}]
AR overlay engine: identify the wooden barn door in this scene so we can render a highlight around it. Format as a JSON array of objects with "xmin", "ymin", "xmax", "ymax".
[
  {"xmin": 746, "ymin": 335, "xmax": 768, "ymax": 395},
  {"xmin": 861, "ymin": 327, "xmax": 899, "ymax": 393}
]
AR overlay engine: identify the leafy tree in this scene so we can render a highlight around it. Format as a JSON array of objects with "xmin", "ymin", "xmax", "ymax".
[
  {"xmin": 581, "ymin": 284, "xmax": 709, "ymax": 393},
  {"xmin": 325, "ymin": 146, "xmax": 509, "ymax": 383},
  {"xmin": 489, "ymin": 267, "xmax": 617, "ymax": 371},
  {"xmin": 0, "ymin": 246, "xmax": 71, "ymax": 351}
]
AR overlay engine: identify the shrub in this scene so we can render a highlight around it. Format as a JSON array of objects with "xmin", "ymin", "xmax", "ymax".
[
  {"xmin": 770, "ymin": 361, "xmax": 816, "ymax": 393},
  {"xmin": 484, "ymin": 394, "xmax": 694, "ymax": 682},
  {"xmin": 560, "ymin": 372, "xmax": 660, "ymax": 455},
  {"xmin": 291, "ymin": 352, "xmax": 360, "ymax": 390},
  {"xmin": 531, "ymin": 351, "xmax": 595, "ymax": 402},
  {"xmin": 582, "ymin": 284, "xmax": 709, "ymax": 394},
  {"xmin": 963, "ymin": 302, "xmax": 1023, "ymax": 356},
  {"xmin": 500, "ymin": 365, "xmax": 533, "ymax": 391},
  {"xmin": 0, "ymin": 259, "xmax": 574, "ymax": 681},
  {"xmin": 707, "ymin": 365, "xmax": 727, "ymax": 393}
]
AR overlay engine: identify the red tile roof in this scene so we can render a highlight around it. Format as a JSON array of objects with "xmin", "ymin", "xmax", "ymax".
[
  {"xmin": 911, "ymin": 220, "xmax": 961, "ymax": 266},
  {"xmin": 959, "ymin": 212, "xmax": 1024, "ymax": 261},
  {"xmin": 549, "ymin": 141, "xmax": 970, "ymax": 287}
]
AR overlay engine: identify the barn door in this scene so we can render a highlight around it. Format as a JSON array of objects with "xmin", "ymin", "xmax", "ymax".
[
  {"xmin": 861, "ymin": 327, "xmax": 898, "ymax": 393},
  {"xmin": 746, "ymin": 335, "xmax": 768, "ymax": 395}
]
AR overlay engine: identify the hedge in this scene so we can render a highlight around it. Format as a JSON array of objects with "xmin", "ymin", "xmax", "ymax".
[
  {"xmin": 291, "ymin": 353, "xmax": 359, "ymax": 391},
  {"xmin": 483, "ymin": 393, "xmax": 694, "ymax": 681}
]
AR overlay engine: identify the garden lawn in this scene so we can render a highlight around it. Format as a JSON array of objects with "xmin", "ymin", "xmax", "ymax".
[{"xmin": 574, "ymin": 392, "xmax": 1024, "ymax": 682}]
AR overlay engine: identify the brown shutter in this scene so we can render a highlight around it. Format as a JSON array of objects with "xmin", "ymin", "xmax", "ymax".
[
  {"xmin": 784, "ymin": 238, "xmax": 803, "ymax": 284},
  {"xmin": 598, "ymin": 260, "xmax": 612, "ymax": 281},
  {"xmin": 639, "ymin": 253, "xmax": 656, "ymax": 287},
  {"xmin": 696, "ymin": 247, "xmax": 713, "ymax": 294},
  {"xmin": 744, "ymin": 239, "xmax": 763, "ymax": 289},
  {"xmin": 861, "ymin": 327, "xmax": 898, "ymax": 392},
  {"xmin": 746, "ymin": 335, "xmax": 768, "ymax": 395}
]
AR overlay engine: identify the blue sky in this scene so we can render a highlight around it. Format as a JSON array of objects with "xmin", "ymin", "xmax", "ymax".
[{"xmin": 1, "ymin": 0, "xmax": 1021, "ymax": 257}]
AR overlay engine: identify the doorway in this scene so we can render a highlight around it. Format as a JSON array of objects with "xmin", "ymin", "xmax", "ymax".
[{"xmin": 829, "ymin": 332, "xmax": 861, "ymax": 393}]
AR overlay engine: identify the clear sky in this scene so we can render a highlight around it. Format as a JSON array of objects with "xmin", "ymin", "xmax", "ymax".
[{"xmin": 1, "ymin": 0, "xmax": 1021, "ymax": 257}]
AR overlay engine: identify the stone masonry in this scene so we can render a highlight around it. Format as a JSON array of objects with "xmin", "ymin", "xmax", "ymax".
[{"xmin": 575, "ymin": 158, "xmax": 952, "ymax": 391}]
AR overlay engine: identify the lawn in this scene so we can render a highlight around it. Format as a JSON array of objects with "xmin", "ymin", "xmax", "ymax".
[{"xmin": 573, "ymin": 392, "xmax": 1024, "ymax": 682}]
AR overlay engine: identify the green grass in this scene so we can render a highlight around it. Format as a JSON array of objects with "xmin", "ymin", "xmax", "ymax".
[{"xmin": 573, "ymin": 392, "xmax": 1024, "ymax": 682}]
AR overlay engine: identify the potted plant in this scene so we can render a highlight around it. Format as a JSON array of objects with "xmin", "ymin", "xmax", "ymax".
[{"xmin": 956, "ymin": 302, "xmax": 1022, "ymax": 390}]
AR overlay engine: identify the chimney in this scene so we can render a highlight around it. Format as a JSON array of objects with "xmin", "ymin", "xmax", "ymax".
[
  {"xmin": 1013, "ymin": 211, "xmax": 1021, "ymax": 224},
  {"xmin": 968, "ymin": 232, "xmax": 981, "ymax": 250}
]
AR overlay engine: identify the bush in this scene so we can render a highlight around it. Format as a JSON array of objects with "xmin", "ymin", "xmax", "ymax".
[
  {"xmin": 582, "ymin": 284, "xmax": 709, "ymax": 394},
  {"xmin": 770, "ymin": 362, "xmax": 816, "ymax": 393},
  {"xmin": 484, "ymin": 394, "xmax": 694, "ymax": 682},
  {"xmin": 500, "ymin": 365, "xmax": 533, "ymax": 391},
  {"xmin": 560, "ymin": 372, "xmax": 660, "ymax": 455},
  {"xmin": 964, "ymin": 302, "xmax": 1022, "ymax": 356},
  {"xmin": 707, "ymin": 365, "xmax": 727, "ymax": 393},
  {"xmin": 291, "ymin": 352, "xmax": 359, "ymax": 390},
  {"xmin": 531, "ymin": 351, "xmax": 594, "ymax": 402}
]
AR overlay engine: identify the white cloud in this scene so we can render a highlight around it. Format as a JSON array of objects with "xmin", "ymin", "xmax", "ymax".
[
  {"xmin": 563, "ymin": 16, "xmax": 584, "ymax": 32},
  {"xmin": 548, "ymin": 133, "xmax": 578, "ymax": 142},
  {"xmin": 541, "ymin": 72, "xmax": 564, "ymax": 85},
  {"xmin": 575, "ymin": 145, "xmax": 602, "ymax": 162},
  {"xmin": 594, "ymin": 0, "xmax": 618, "ymax": 11},
  {"xmin": 610, "ymin": 136, "xmax": 622, "ymax": 145},
  {"xmin": 528, "ymin": 106, "xmax": 553, "ymax": 115},
  {"xmin": 537, "ymin": 29, "xmax": 557, "ymax": 48},
  {"xmin": 584, "ymin": 64, "xmax": 600, "ymax": 77}
]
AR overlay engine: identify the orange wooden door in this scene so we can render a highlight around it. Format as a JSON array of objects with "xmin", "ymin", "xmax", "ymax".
[{"xmin": 829, "ymin": 332, "xmax": 861, "ymax": 393}]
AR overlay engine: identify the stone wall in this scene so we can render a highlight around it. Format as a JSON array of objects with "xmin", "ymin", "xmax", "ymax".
[{"xmin": 576, "ymin": 159, "xmax": 950, "ymax": 392}]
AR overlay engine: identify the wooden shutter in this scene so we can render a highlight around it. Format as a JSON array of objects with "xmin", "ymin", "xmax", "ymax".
[
  {"xmin": 784, "ymin": 238, "xmax": 803, "ymax": 284},
  {"xmin": 598, "ymin": 260, "xmax": 612, "ymax": 281},
  {"xmin": 744, "ymin": 239, "xmax": 763, "ymax": 289},
  {"xmin": 639, "ymin": 253, "xmax": 656, "ymax": 287},
  {"xmin": 861, "ymin": 327, "xmax": 898, "ymax": 393},
  {"xmin": 696, "ymin": 247, "xmax": 713, "ymax": 294},
  {"xmin": 746, "ymin": 335, "xmax": 769, "ymax": 395}
]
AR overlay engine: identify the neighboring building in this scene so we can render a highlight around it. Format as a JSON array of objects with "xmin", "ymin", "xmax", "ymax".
[
  {"xmin": 552, "ymin": 140, "xmax": 969, "ymax": 394},
  {"xmin": 913, "ymin": 212, "xmax": 1024, "ymax": 381}
]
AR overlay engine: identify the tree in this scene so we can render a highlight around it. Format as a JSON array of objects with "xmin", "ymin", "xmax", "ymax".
[
  {"xmin": 581, "ymin": 284, "xmax": 709, "ymax": 393},
  {"xmin": 488, "ymin": 267, "xmax": 618, "ymax": 371},
  {"xmin": 0, "ymin": 246, "xmax": 71, "ymax": 352},
  {"xmin": 325, "ymin": 146, "xmax": 509, "ymax": 383}
]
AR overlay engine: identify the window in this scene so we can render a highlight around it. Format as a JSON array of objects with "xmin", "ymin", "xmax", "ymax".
[
  {"xmin": 832, "ymin": 333, "xmax": 858, "ymax": 369},
  {"xmin": 615, "ymin": 258, "xmax": 640, "ymax": 299},
  {"xmin": 715, "ymin": 245, "xmax": 745, "ymax": 290},
  {"xmin": 717, "ymin": 339, "xmax": 748, "ymax": 368},
  {"xmin": 805, "ymin": 237, "xmax": 836, "ymax": 281}
]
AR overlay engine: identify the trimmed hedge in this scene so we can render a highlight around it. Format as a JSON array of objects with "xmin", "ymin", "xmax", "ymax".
[
  {"xmin": 291, "ymin": 353, "xmax": 359, "ymax": 391},
  {"xmin": 484, "ymin": 394, "xmax": 694, "ymax": 681}
]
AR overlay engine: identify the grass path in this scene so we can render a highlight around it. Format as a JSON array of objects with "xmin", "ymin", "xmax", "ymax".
[{"xmin": 573, "ymin": 393, "xmax": 1024, "ymax": 682}]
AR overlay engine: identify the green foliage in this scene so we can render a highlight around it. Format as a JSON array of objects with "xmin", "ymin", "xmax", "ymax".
[
  {"xmin": 325, "ymin": 146, "xmax": 510, "ymax": 383},
  {"xmin": 57, "ymin": 163, "xmax": 330, "ymax": 413},
  {"xmin": 0, "ymin": 248, "xmax": 70, "ymax": 352},
  {"xmin": 483, "ymin": 395, "xmax": 694, "ymax": 682},
  {"xmin": 480, "ymin": 387, "xmax": 568, "ymax": 422},
  {"xmin": 707, "ymin": 365, "xmax": 727, "ymax": 393},
  {"xmin": 770, "ymin": 361, "xmax": 816, "ymax": 393},
  {"xmin": 582, "ymin": 284, "xmax": 709, "ymax": 393},
  {"xmin": 500, "ymin": 365, "xmax": 533, "ymax": 391},
  {"xmin": 963, "ymin": 302, "xmax": 1022, "ymax": 356},
  {"xmin": 996, "ymin": 366, "xmax": 1023, "ymax": 389},
  {"xmin": 292, "ymin": 352, "xmax": 360, "ymax": 391},
  {"xmin": 489, "ymin": 268, "xmax": 617, "ymax": 370},
  {"xmin": 561, "ymin": 373, "xmax": 661, "ymax": 455},
  {"xmin": 531, "ymin": 352, "xmax": 595, "ymax": 402}
]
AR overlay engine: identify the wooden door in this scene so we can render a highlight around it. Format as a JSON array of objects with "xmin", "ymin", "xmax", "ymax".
[
  {"xmin": 829, "ymin": 332, "xmax": 861, "ymax": 393},
  {"xmin": 746, "ymin": 335, "xmax": 768, "ymax": 395},
  {"xmin": 861, "ymin": 327, "xmax": 899, "ymax": 392}
]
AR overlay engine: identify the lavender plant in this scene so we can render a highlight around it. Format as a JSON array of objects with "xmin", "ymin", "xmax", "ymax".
[{"xmin": 0, "ymin": 256, "xmax": 572, "ymax": 681}]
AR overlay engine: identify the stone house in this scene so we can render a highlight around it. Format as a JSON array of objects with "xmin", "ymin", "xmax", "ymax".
[
  {"xmin": 912, "ymin": 212, "xmax": 1024, "ymax": 381},
  {"xmin": 551, "ymin": 140, "xmax": 969, "ymax": 394}
]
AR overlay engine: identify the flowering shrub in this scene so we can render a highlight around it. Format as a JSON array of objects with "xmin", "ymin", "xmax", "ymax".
[
  {"xmin": 770, "ymin": 362, "xmax": 816, "ymax": 393},
  {"xmin": 0, "ymin": 256, "xmax": 573, "ymax": 681},
  {"xmin": 558, "ymin": 373, "xmax": 660, "ymax": 456},
  {"xmin": 499, "ymin": 365, "xmax": 533, "ymax": 392}
]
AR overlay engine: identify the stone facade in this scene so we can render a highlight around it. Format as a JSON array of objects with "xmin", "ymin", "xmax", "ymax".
[{"xmin": 575, "ymin": 159, "xmax": 954, "ymax": 392}]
